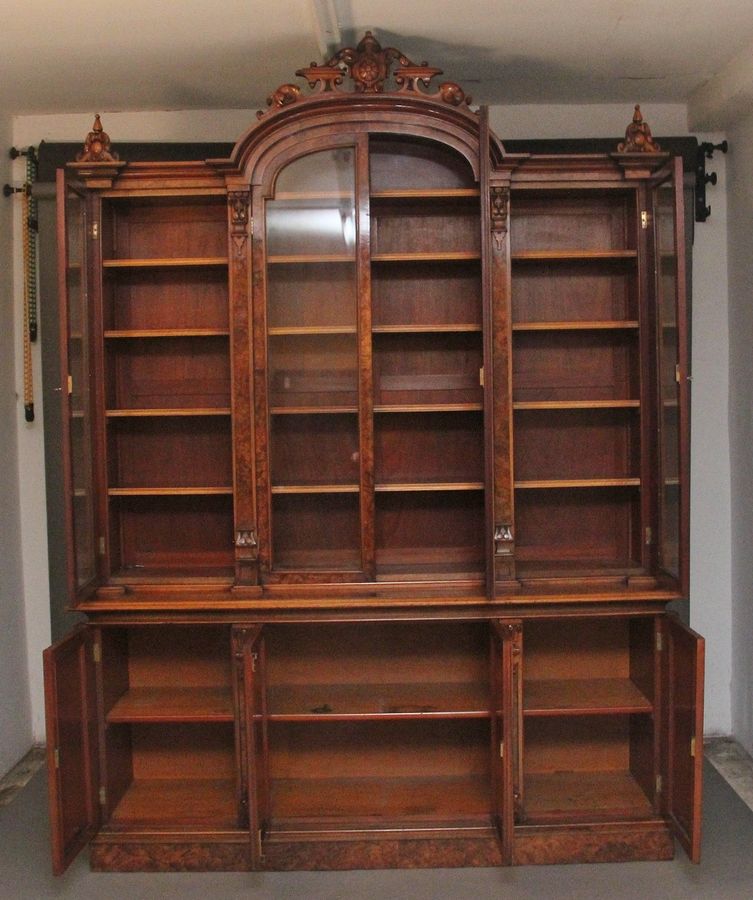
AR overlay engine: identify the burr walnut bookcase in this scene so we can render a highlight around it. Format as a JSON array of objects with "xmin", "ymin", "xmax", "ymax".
[{"xmin": 44, "ymin": 33, "xmax": 703, "ymax": 875}]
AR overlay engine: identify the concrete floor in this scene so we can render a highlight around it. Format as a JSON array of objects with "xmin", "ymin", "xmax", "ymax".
[{"xmin": 1, "ymin": 761, "xmax": 753, "ymax": 900}]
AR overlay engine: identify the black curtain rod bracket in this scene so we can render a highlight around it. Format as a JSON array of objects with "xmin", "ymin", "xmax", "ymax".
[{"xmin": 696, "ymin": 140, "xmax": 728, "ymax": 222}]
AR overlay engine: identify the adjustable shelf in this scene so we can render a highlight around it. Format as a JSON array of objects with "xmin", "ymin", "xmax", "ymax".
[
  {"xmin": 103, "ymin": 257, "xmax": 228, "ymax": 268},
  {"xmin": 524, "ymin": 679, "xmax": 653, "ymax": 716}
]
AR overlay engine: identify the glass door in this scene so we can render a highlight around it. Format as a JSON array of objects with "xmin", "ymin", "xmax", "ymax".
[{"xmin": 263, "ymin": 144, "xmax": 367, "ymax": 577}]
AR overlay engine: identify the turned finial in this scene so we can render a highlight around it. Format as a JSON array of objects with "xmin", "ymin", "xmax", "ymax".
[
  {"xmin": 77, "ymin": 114, "xmax": 119, "ymax": 163},
  {"xmin": 618, "ymin": 105, "xmax": 661, "ymax": 153}
]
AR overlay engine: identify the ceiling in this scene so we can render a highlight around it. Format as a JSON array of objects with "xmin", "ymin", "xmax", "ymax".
[{"xmin": 2, "ymin": 0, "xmax": 753, "ymax": 123}]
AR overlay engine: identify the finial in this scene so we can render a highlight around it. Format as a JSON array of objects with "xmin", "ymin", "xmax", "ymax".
[
  {"xmin": 77, "ymin": 114, "xmax": 119, "ymax": 162},
  {"xmin": 617, "ymin": 105, "xmax": 661, "ymax": 153}
]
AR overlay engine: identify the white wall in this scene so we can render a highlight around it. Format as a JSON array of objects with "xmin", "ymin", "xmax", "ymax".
[
  {"xmin": 13, "ymin": 101, "xmax": 733, "ymax": 743},
  {"xmin": 0, "ymin": 112, "xmax": 33, "ymax": 775},
  {"xmin": 725, "ymin": 111, "xmax": 753, "ymax": 756}
]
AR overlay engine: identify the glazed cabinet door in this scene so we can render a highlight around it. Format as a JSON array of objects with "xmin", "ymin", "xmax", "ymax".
[
  {"xmin": 57, "ymin": 170, "xmax": 100, "ymax": 601},
  {"xmin": 43, "ymin": 626, "xmax": 100, "ymax": 874},
  {"xmin": 648, "ymin": 157, "xmax": 690, "ymax": 594},
  {"xmin": 661, "ymin": 614, "xmax": 704, "ymax": 862},
  {"xmin": 234, "ymin": 626, "xmax": 269, "ymax": 868}
]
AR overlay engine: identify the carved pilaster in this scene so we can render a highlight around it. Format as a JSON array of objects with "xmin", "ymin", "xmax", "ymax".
[
  {"xmin": 229, "ymin": 190, "xmax": 251, "ymax": 258},
  {"xmin": 490, "ymin": 186, "xmax": 509, "ymax": 251}
]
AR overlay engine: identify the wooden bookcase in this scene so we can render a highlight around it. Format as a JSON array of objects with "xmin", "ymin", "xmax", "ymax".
[{"xmin": 44, "ymin": 34, "xmax": 703, "ymax": 875}]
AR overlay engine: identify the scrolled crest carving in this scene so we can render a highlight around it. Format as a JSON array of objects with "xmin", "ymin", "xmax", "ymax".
[
  {"xmin": 77, "ymin": 114, "xmax": 118, "ymax": 162},
  {"xmin": 618, "ymin": 105, "xmax": 661, "ymax": 153},
  {"xmin": 258, "ymin": 31, "xmax": 472, "ymax": 117}
]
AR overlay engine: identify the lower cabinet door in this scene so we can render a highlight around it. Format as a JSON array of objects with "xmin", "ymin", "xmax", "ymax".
[{"xmin": 43, "ymin": 625, "xmax": 100, "ymax": 875}]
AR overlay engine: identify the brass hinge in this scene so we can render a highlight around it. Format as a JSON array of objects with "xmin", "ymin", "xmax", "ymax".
[
  {"xmin": 645, "ymin": 526, "xmax": 653, "ymax": 546},
  {"xmin": 67, "ymin": 374, "xmax": 73, "ymax": 396},
  {"xmin": 90, "ymin": 222, "xmax": 99, "ymax": 240},
  {"xmin": 656, "ymin": 630, "xmax": 663, "ymax": 653},
  {"xmin": 99, "ymin": 786, "xmax": 107, "ymax": 807},
  {"xmin": 479, "ymin": 367, "xmax": 485, "ymax": 388},
  {"xmin": 249, "ymin": 218, "xmax": 254, "ymax": 237},
  {"xmin": 93, "ymin": 641, "xmax": 101, "ymax": 664},
  {"xmin": 499, "ymin": 741, "xmax": 504, "ymax": 759},
  {"xmin": 690, "ymin": 736, "xmax": 697, "ymax": 758},
  {"xmin": 675, "ymin": 364, "xmax": 682, "ymax": 383},
  {"xmin": 98, "ymin": 535, "xmax": 106, "ymax": 556},
  {"xmin": 54, "ymin": 748, "xmax": 60, "ymax": 769},
  {"xmin": 641, "ymin": 210, "xmax": 651, "ymax": 229},
  {"xmin": 656, "ymin": 774, "xmax": 663, "ymax": 795},
  {"xmin": 256, "ymin": 828, "xmax": 264, "ymax": 860},
  {"xmin": 251, "ymin": 651, "xmax": 258, "ymax": 673}
]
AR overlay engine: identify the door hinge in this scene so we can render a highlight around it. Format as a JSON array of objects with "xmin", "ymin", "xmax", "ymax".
[
  {"xmin": 54, "ymin": 747, "xmax": 60, "ymax": 769},
  {"xmin": 251, "ymin": 651, "xmax": 258, "ymax": 673},
  {"xmin": 99, "ymin": 786, "xmax": 107, "ymax": 807},
  {"xmin": 93, "ymin": 641, "xmax": 101, "ymax": 664},
  {"xmin": 645, "ymin": 526, "xmax": 653, "ymax": 546},
  {"xmin": 641, "ymin": 210, "xmax": 651, "ymax": 229},
  {"xmin": 690, "ymin": 736, "xmax": 697, "ymax": 758},
  {"xmin": 90, "ymin": 222, "xmax": 99, "ymax": 240},
  {"xmin": 67, "ymin": 374, "xmax": 73, "ymax": 396},
  {"xmin": 256, "ymin": 828, "xmax": 264, "ymax": 860},
  {"xmin": 499, "ymin": 740, "xmax": 504, "ymax": 759},
  {"xmin": 98, "ymin": 535, "xmax": 106, "ymax": 556},
  {"xmin": 656, "ymin": 774, "xmax": 663, "ymax": 795},
  {"xmin": 675, "ymin": 364, "xmax": 682, "ymax": 384},
  {"xmin": 656, "ymin": 630, "xmax": 663, "ymax": 653},
  {"xmin": 479, "ymin": 366, "xmax": 485, "ymax": 388}
]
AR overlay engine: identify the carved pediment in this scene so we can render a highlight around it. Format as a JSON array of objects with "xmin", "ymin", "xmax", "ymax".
[{"xmin": 258, "ymin": 31, "xmax": 472, "ymax": 118}]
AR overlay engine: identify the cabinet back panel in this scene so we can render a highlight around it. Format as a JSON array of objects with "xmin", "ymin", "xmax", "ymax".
[
  {"xmin": 129, "ymin": 723, "xmax": 235, "ymax": 779},
  {"xmin": 524, "ymin": 716, "xmax": 630, "ymax": 772},
  {"xmin": 104, "ymin": 268, "xmax": 229, "ymax": 331},
  {"xmin": 374, "ymin": 333, "xmax": 483, "ymax": 406},
  {"xmin": 269, "ymin": 720, "xmax": 490, "ymax": 778},
  {"xmin": 513, "ymin": 332, "xmax": 639, "ymax": 402},
  {"xmin": 369, "ymin": 137, "xmax": 476, "ymax": 191},
  {"xmin": 125, "ymin": 627, "xmax": 232, "ymax": 689},
  {"xmin": 524, "ymin": 619, "xmax": 632, "ymax": 681},
  {"xmin": 372, "ymin": 262, "xmax": 481, "ymax": 327},
  {"xmin": 271, "ymin": 416, "xmax": 360, "ymax": 487},
  {"xmin": 272, "ymin": 493, "xmax": 361, "ymax": 571},
  {"xmin": 512, "ymin": 261, "xmax": 636, "ymax": 322},
  {"xmin": 514, "ymin": 409, "xmax": 639, "ymax": 482},
  {"xmin": 107, "ymin": 337, "xmax": 231, "ymax": 409},
  {"xmin": 510, "ymin": 194, "xmax": 634, "ymax": 253},
  {"xmin": 269, "ymin": 334, "xmax": 358, "ymax": 409},
  {"xmin": 106, "ymin": 200, "xmax": 227, "ymax": 260},
  {"xmin": 266, "ymin": 622, "xmax": 488, "ymax": 686},
  {"xmin": 375, "ymin": 491, "xmax": 484, "ymax": 559},
  {"xmin": 375, "ymin": 411, "xmax": 484, "ymax": 484},
  {"xmin": 372, "ymin": 205, "xmax": 480, "ymax": 255},
  {"xmin": 113, "ymin": 495, "xmax": 234, "ymax": 570},
  {"xmin": 515, "ymin": 487, "xmax": 640, "ymax": 564},
  {"xmin": 109, "ymin": 418, "xmax": 232, "ymax": 488},
  {"xmin": 268, "ymin": 263, "xmax": 356, "ymax": 329}
]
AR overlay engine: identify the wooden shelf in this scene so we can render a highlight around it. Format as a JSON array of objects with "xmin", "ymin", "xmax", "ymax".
[
  {"xmin": 107, "ymin": 687, "xmax": 234, "ymax": 723},
  {"xmin": 270, "ymin": 406, "xmax": 359, "ymax": 415},
  {"xmin": 267, "ymin": 682, "xmax": 490, "ymax": 721},
  {"xmin": 513, "ymin": 400, "xmax": 639, "ymax": 410},
  {"xmin": 512, "ymin": 321, "xmax": 639, "ymax": 332},
  {"xmin": 371, "ymin": 188, "xmax": 480, "ymax": 200},
  {"xmin": 271, "ymin": 484, "xmax": 360, "ymax": 494},
  {"xmin": 108, "ymin": 487, "xmax": 233, "ymax": 496},
  {"xmin": 372, "ymin": 251, "xmax": 481, "ymax": 263},
  {"xmin": 372, "ymin": 324, "xmax": 482, "ymax": 334},
  {"xmin": 511, "ymin": 250, "xmax": 637, "ymax": 261},
  {"xmin": 274, "ymin": 190, "xmax": 352, "ymax": 201},
  {"xmin": 270, "ymin": 775, "xmax": 492, "ymax": 821},
  {"xmin": 268, "ymin": 326, "xmax": 357, "ymax": 335},
  {"xmin": 375, "ymin": 482, "xmax": 485, "ymax": 492},
  {"xmin": 108, "ymin": 778, "xmax": 238, "ymax": 829},
  {"xmin": 522, "ymin": 771, "xmax": 654, "ymax": 823},
  {"xmin": 103, "ymin": 257, "xmax": 228, "ymax": 269},
  {"xmin": 514, "ymin": 478, "xmax": 640, "ymax": 490},
  {"xmin": 104, "ymin": 329, "xmax": 230, "ymax": 339},
  {"xmin": 267, "ymin": 254, "xmax": 354, "ymax": 265},
  {"xmin": 106, "ymin": 408, "xmax": 231, "ymax": 417},
  {"xmin": 524, "ymin": 679, "xmax": 652, "ymax": 716},
  {"xmin": 374, "ymin": 403, "xmax": 483, "ymax": 413}
]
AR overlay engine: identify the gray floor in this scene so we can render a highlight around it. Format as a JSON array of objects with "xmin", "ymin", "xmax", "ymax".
[{"xmin": 2, "ymin": 764, "xmax": 752, "ymax": 900}]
